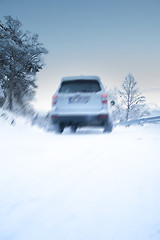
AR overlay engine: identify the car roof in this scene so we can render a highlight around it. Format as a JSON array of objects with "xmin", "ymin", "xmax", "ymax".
[{"xmin": 61, "ymin": 75, "xmax": 101, "ymax": 83}]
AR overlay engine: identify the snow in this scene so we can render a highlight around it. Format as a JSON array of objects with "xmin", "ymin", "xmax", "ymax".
[{"xmin": 0, "ymin": 112, "xmax": 160, "ymax": 240}]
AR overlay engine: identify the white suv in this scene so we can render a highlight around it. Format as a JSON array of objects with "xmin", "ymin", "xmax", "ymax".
[{"xmin": 51, "ymin": 76, "xmax": 114, "ymax": 133}]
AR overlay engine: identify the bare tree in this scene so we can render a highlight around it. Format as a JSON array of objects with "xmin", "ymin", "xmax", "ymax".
[{"xmin": 120, "ymin": 74, "xmax": 146, "ymax": 120}]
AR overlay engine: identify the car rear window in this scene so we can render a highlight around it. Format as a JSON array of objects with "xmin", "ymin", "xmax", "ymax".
[{"xmin": 59, "ymin": 80, "xmax": 101, "ymax": 93}]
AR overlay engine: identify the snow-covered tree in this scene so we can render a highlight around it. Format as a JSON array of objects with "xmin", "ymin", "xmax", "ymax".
[
  {"xmin": 108, "ymin": 87, "xmax": 125, "ymax": 122},
  {"xmin": 0, "ymin": 16, "xmax": 48, "ymax": 114},
  {"xmin": 120, "ymin": 73, "xmax": 146, "ymax": 120},
  {"xmin": 0, "ymin": 82, "xmax": 5, "ymax": 107}
]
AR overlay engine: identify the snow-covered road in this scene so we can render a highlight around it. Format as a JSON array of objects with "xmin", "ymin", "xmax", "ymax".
[{"xmin": 0, "ymin": 116, "xmax": 160, "ymax": 240}]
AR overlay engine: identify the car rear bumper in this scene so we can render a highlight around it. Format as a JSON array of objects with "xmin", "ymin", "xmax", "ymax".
[{"xmin": 51, "ymin": 114, "xmax": 109, "ymax": 126}]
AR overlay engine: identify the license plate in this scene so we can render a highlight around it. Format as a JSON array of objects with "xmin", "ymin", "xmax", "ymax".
[{"xmin": 69, "ymin": 96, "xmax": 89, "ymax": 104}]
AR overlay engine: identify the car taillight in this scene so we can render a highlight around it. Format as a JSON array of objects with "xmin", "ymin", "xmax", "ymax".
[
  {"xmin": 101, "ymin": 93, "xmax": 108, "ymax": 104},
  {"xmin": 52, "ymin": 95, "xmax": 57, "ymax": 105},
  {"xmin": 99, "ymin": 114, "xmax": 108, "ymax": 119}
]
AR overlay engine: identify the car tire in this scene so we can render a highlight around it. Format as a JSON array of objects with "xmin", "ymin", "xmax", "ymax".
[
  {"xmin": 103, "ymin": 121, "xmax": 113, "ymax": 133},
  {"xmin": 55, "ymin": 123, "xmax": 64, "ymax": 134},
  {"xmin": 70, "ymin": 125, "xmax": 77, "ymax": 133}
]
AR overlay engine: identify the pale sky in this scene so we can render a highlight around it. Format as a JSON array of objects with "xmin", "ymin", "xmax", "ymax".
[{"xmin": 0, "ymin": 0, "xmax": 160, "ymax": 110}]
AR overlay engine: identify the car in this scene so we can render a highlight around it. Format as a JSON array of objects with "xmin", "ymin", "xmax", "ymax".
[{"xmin": 51, "ymin": 76, "xmax": 114, "ymax": 133}]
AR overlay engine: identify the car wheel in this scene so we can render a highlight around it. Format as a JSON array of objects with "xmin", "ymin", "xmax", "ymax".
[
  {"xmin": 103, "ymin": 121, "xmax": 113, "ymax": 133},
  {"xmin": 70, "ymin": 125, "xmax": 77, "ymax": 133},
  {"xmin": 55, "ymin": 123, "xmax": 64, "ymax": 134}
]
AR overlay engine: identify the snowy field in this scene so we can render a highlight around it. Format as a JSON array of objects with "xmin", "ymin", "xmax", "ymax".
[{"xmin": 0, "ymin": 113, "xmax": 160, "ymax": 240}]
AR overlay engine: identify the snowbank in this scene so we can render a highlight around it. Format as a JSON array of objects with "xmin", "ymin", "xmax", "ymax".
[{"xmin": 0, "ymin": 111, "xmax": 160, "ymax": 240}]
